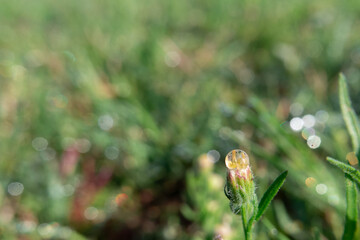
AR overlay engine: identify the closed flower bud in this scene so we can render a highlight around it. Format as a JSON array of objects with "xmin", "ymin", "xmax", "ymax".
[{"xmin": 224, "ymin": 150, "xmax": 256, "ymax": 216}]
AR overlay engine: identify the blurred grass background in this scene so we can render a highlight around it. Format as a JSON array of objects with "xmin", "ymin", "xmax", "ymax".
[{"xmin": 1, "ymin": 0, "xmax": 360, "ymax": 239}]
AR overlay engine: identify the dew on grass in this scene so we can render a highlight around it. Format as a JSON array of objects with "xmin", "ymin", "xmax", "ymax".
[
  {"xmin": 307, "ymin": 135, "xmax": 321, "ymax": 149},
  {"xmin": 225, "ymin": 150, "xmax": 249, "ymax": 170}
]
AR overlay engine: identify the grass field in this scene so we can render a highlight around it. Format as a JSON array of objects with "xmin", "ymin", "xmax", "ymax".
[{"xmin": 1, "ymin": 0, "xmax": 360, "ymax": 239}]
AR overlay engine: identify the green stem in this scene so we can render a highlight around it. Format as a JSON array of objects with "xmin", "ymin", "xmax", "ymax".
[
  {"xmin": 241, "ymin": 200, "xmax": 257, "ymax": 240},
  {"xmin": 241, "ymin": 204, "xmax": 248, "ymax": 239}
]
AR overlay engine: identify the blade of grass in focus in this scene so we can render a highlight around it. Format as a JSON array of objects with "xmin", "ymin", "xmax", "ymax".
[
  {"xmin": 256, "ymin": 171, "xmax": 288, "ymax": 221},
  {"xmin": 339, "ymin": 73, "xmax": 360, "ymax": 159},
  {"xmin": 338, "ymin": 73, "xmax": 359, "ymax": 240},
  {"xmin": 342, "ymin": 174, "xmax": 358, "ymax": 240},
  {"xmin": 326, "ymin": 157, "xmax": 360, "ymax": 185}
]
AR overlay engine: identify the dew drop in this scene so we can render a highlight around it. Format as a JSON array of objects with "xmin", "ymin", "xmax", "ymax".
[{"xmin": 225, "ymin": 149, "xmax": 249, "ymax": 170}]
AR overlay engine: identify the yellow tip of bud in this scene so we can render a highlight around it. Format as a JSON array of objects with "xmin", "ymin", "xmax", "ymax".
[{"xmin": 225, "ymin": 149, "xmax": 249, "ymax": 170}]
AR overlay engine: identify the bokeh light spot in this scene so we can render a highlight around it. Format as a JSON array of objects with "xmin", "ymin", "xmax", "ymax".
[
  {"xmin": 32, "ymin": 137, "xmax": 48, "ymax": 151},
  {"xmin": 305, "ymin": 177, "xmax": 316, "ymax": 187},
  {"xmin": 315, "ymin": 110, "xmax": 329, "ymax": 123},
  {"xmin": 84, "ymin": 207, "xmax": 99, "ymax": 220},
  {"xmin": 290, "ymin": 103, "xmax": 304, "ymax": 116},
  {"xmin": 40, "ymin": 148, "xmax": 56, "ymax": 161},
  {"xmin": 164, "ymin": 51, "xmax": 181, "ymax": 68},
  {"xmin": 302, "ymin": 114, "xmax": 316, "ymax": 128},
  {"xmin": 37, "ymin": 223, "xmax": 56, "ymax": 238},
  {"xmin": 307, "ymin": 135, "xmax": 321, "ymax": 149},
  {"xmin": 115, "ymin": 193, "xmax": 128, "ymax": 207},
  {"xmin": 301, "ymin": 128, "xmax": 315, "ymax": 140},
  {"xmin": 98, "ymin": 115, "xmax": 114, "ymax": 131},
  {"xmin": 207, "ymin": 150, "xmax": 220, "ymax": 163},
  {"xmin": 105, "ymin": 146, "xmax": 120, "ymax": 160},
  {"xmin": 290, "ymin": 117, "xmax": 304, "ymax": 132},
  {"xmin": 75, "ymin": 138, "xmax": 91, "ymax": 153},
  {"xmin": 8, "ymin": 182, "xmax": 24, "ymax": 196},
  {"xmin": 315, "ymin": 184, "xmax": 328, "ymax": 195},
  {"xmin": 346, "ymin": 152, "xmax": 358, "ymax": 166}
]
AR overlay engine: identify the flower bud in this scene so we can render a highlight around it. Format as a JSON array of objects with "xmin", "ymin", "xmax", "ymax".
[{"xmin": 224, "ymin": 150, "xmax": 256, "ymax": 216}]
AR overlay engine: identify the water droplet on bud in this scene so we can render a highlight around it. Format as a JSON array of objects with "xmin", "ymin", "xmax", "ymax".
[{"xmin": 225, "ymin": 149, "xmax": 249, "ymax": 170}]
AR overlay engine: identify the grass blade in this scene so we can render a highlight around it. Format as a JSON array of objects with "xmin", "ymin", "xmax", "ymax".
[
  {"xmin": 339, "ymin": 73, "xmax": 360, "ymax": 156},
  {"xmin": 342, "ymin": 174, "xmax": 358, "ymax": 240},
  {"xmin": 326, "ymin": 157, "xmax": 360, "ymax": 185},
  {"xmin": 255, "ymin": 171, "xmax": 288, "ymax": 221}
]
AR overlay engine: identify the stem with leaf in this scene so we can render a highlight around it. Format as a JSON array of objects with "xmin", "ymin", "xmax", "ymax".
[
  {"xmin": 224, "ymin": 150, "xmax": 287, "ymax": 240},
  {"xmin": 326, "ymin": 73, "xmax": 359, "ymax": 239}
]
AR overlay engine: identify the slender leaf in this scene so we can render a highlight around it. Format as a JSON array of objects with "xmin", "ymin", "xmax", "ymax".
[
  {"xmin": 339, "ymin": 73, "xmax": 360, "ymax": 156},
  {"xmin": 255, "ymin": 171, "xmax": 288, "ymax": 221},
  {"xmin": 343, "ymin": 174, "xmax": 358, "ymax": 240},
  {"xmin": 326, "ymin": 157, "xmax": 360, "ymax": 185}
]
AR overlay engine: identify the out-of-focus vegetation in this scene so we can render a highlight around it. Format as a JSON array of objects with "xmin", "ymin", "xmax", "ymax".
[{"xmin": 1, "ymin": 0, "xmax": 360, "ymax": 239}]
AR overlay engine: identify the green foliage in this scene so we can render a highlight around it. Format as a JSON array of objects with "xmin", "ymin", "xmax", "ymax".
[
  {"xmin": 339, "ymin": 74, "xmax": 360, "ymax": 156},
  {"xmin": 327, "ymin": 157, "xmax": 360, "ymax": 185},
  {"xmin": 1, "ymin": 0, "xmax": 360, "ymax": 239},
  {"xmin": 326, "ymin": 74, "xmax": 360, "ymax": 240},
  {"xmin": 256, "ymin": 171, "xmax": 288, "ymax": 221},
  {"xmin": 343, "ymin": 174, "xmax": 358, "ymax": 240}
]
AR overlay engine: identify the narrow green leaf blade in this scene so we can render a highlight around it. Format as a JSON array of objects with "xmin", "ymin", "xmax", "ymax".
[
  {"xmin": 326, "ymin": 157, "xmax": 360, "ymax": 185},
  {"xmin": 256, "ymin": 171, "xmax": 288, "ymax": 221},
  {"xmin": 343, "ymin": 174, "xmax": 358, "ymax": 240},
  {"xmin": 339, "ymin": 73, "xmax": 360, "ymax": 156}
]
